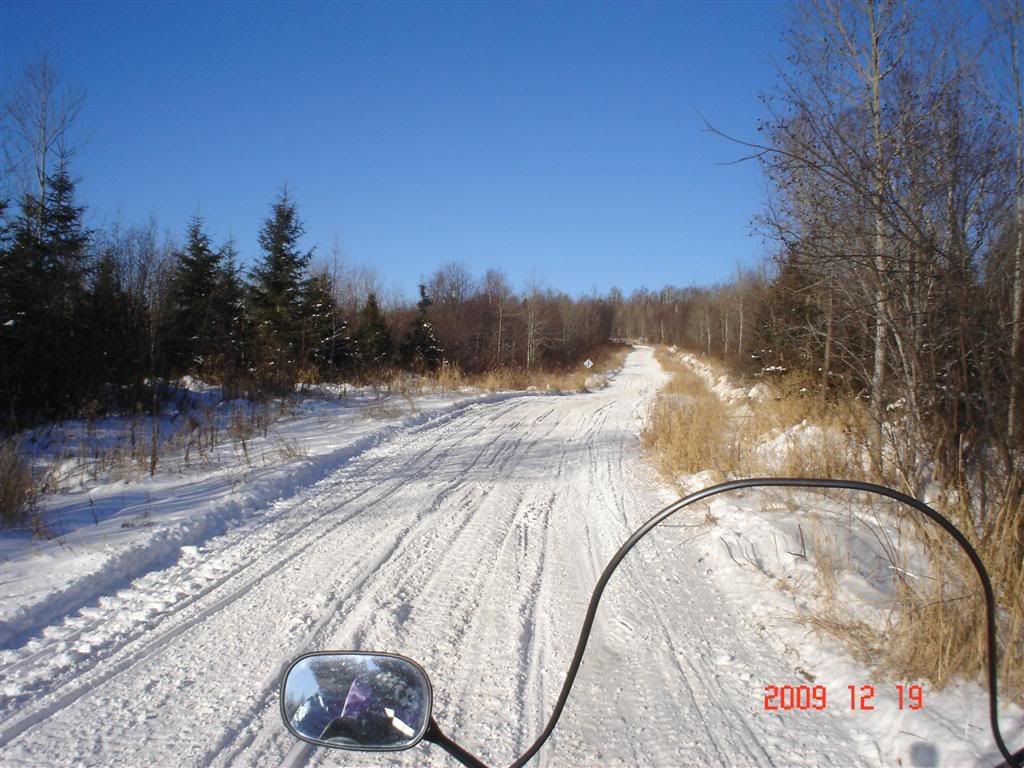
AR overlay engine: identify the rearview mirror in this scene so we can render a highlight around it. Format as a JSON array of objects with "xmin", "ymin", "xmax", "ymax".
[{"xmin": 280, "ymin": 652, "xmax": 432, "ymax": 751}]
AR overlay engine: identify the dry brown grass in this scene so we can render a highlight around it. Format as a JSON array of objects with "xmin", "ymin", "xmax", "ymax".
[
  {"xmin": 656, "ymin": 350, "xmax": 714, "ymax": 397},
  {"xmin": 1, "ymin": 438, "xmax": 39, "ymax": 529},
  {"xmin": 457, "ymin": 343, "xmax": 631, "ymax": 394},
  {"xmin": 271, "ymin": 430, "xmax": 310, "ymax": 461},
  {"xmin": 646, "ymin": 347, "xmax": 1023, "ymax": 702},
  {"xmin": 881, "ymin": 489, "xmax": 1024, "ymax": 701},
  {"xmin": 735, "ymin": 373, "xmax": 874, "ymax": 482},
  {"xmin": 807, "ymin": 521, "xmax": 842, "ymax": 597},
  {"xmin": 334, "ymin": 344, "xmax": 632, "ymax": 397},
  {"xmin": 642, "ymin": 356, "xmax": 735, "ymax": 482},
  {"xmin": 803, "ymin": 613, "xmax": 883, "ymax": 663},
  {"xmin": 380, "ymin": 365, "xmax": 466, "ymax": 396},
  {"xmin": 644, "ymin": 349, "xmax": 871, "ymax": 485},
  {"xmin": 359, "ymin": 396, "xmax": 418, "ymax": 421},
  {"xmin": 806, "ymin": 522, "xmax": 1023, "ymax": 704},
  {"xmin": 797, "ymin": 478, "xmax": 1024, "ymax": 702},
  {"xmin": 751, "ymin": 489, "xmax": 1024, "ymax": 704}
]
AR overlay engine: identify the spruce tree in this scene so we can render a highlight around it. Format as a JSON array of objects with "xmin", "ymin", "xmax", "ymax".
[
  {"xmin": 83, "ymin": 247, "xmax": 141, "ymax": 403},
  {"xmin": 167, "ymin": 215, "xmax": 221, "ymax": 375},
  {"xmin": 298, "ymin": 270, "xmax": 353, "ymax": 377},
  {"xmin": 41, "ymin": 156, "xmax": 90, "ymax": 307},
  {"xmin": 0, "ymin": 154, "xmax": 89, "ymax": 424},
  {"xmin": 211, "ymin": 239, "xmax": 249, "ymax": 391},
  {"xmin": 400, "ymin": 284, "xmax": 443, "ymax": 372},
  {"xmin": 355, "ymin": 292, "xmax": 392, "ymax": 372},
  {"xmin": 0, "ymin": 197, "xmax": 46, "ymax": 426},
  {"xmin": 249, "ymin": 191, "xmax": 312, "ymax": 390}
]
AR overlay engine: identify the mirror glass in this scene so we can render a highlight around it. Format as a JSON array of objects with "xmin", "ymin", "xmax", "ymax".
[{"xmin": 281, "ymin": 652, "xmax": 432, "ymax": 750}]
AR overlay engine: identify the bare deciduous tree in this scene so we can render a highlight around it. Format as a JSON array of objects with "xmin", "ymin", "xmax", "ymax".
[
  {"xmin": 989, "ymin": 0, "xmax": 1024, "ymax": 448},
  {"xmin": 3, "ymin": 55, "xmax": 84, "ymax": 230}
]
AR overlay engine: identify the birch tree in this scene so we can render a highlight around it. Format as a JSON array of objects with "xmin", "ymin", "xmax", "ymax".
[{"xmin": 4, "ymin": 56, "xmax": 84, "ymax": 235}]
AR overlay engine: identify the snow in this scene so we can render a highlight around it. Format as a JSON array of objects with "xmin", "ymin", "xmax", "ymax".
[
  {"xmin": 684, "ymin": 486, "xmax": 1015, "ymax": 763},
  {"xmin": 751, "ymin": 420, "xmax": 836, "ymax": 473},
  {"xmin": 1, "ymin": 347, "xmax": 1019, "ymax": 767},
  {"xmin": 747, "ymin": 383, "xmax": 771, "ymax": 402},
  {"xmin": 1, "ymin": 388, "xmax": 523, "ymax": 650},
  {"xmin": 677, "ymin": 351, "xmax": 754, "ymax": 404},
  {"xmin": 664, "ymin": 352, "xmax": 1022, "ymax": 767}
]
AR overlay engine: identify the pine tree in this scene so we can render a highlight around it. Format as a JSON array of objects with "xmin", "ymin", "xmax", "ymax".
[
  {"xmin": 249, "ymin": 190, "xmax": 313, "ymax": 390},
  {"xmin": 41, "ymin": 155, "xmax": 90, "ymax": 308},
  {"xmin": 43, "ymin": 156, "xmax": 90, "ymax": 414},
  {"xmin": 355, "ymin": 292, "xmax": 392, "ymax": 372},
  {"xmin": 400, "ymin": 284, "xmax": 443, "ymax": 372}
]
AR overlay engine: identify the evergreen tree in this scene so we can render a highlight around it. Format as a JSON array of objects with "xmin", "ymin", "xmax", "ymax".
[
  {"xmin": 0, "ymin": 197, "xmax": 46, "ymax": 426},
  {"xmin": 41, "ymin": 156, "xmax": 90, "ymax": 413},
  {"xmin": 41, "ymin": 155, "xmax": 90, "ymax": 309},
  {"xmin": 355, "ymin": 292, "xmax": 392, "ymax": 371},
  {"xmin": 83, "ymin": 247, "xmax": 143, "ymax": 404},
  {"xmin": 0, "ymin": 154, "xmax": 90, "ymax": 425},
  {"xmin": 400, "ymin": 284, "xmax": 443, "ymax": 372},
  {"xmin": 167, "ymin": 215, "xmax": 222, "ymax": 375},
  {"xmin": 211, "ymin": 239, "xmax": 250, "ymax": 390},
  {"xmin": 249, "ymin": 190, "xmax": 313, "ymax": 390},
  {"xmin": 0, "ymin": 197, "xmax": 13, "ymax": 254},
  {"xmin": 298, "ymin": 270, "xmax": 354, "ymax": 377}
]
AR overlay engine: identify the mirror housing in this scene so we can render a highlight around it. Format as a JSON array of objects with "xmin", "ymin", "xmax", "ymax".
[{"xmin": 280, "ymin": 651, "xmax": 433, "ymax": 751}]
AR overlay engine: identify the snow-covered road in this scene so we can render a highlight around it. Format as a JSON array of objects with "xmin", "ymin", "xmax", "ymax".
[{"xmin": 1, "ymin": 348, "xmax": 873, "ymax": 767}]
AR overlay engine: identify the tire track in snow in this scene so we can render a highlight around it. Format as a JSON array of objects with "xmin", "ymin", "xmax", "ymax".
[
  {"xmin": 0, "ymin": 400, "xmax": 519, "ymax": 749},
  {"xmin": 1, "ymin": 398, "xmax": 522, "ymax": 680},
  {"xmin": 206, "ymin": 411, "xmax": 565, "ymax": 767},
  {"xmin": 0, "ymin": 394, "xmax": 529, "ymax": 653},
  {"xmin": 0, "ymin": 348, "xmax": 873, "ymax": 767},
  {"xmin": 280, "ymin": 404, "xmax": 572, "ymax": 766}
]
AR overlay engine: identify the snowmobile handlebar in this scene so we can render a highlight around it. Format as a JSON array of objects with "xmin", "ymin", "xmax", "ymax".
[{"xmin": 280, "ymin": 477, "xmax": 1023, "ymax": 768}]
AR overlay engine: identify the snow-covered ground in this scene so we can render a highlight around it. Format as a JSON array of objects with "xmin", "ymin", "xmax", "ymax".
[
  {"xmin": 2, "ymin": 383, "xmax": 531, "ymax": 651},
  {"xmin": 1, "ymin": 347, "xmax": 1019, "ymax": 767}
]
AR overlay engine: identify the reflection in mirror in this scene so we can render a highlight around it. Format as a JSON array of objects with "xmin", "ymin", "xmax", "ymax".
[{"xmin": 281, "ymin": 652, "xmax": 432, "ymax": 751}]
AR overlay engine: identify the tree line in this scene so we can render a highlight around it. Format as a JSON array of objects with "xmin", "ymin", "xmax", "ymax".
[
  {"xmin": 615, "ymin": 1, "xmax": 1023, "ymax": 509},
  {"xmin": 0, "ymin": 62, "xmax": 614, "ymax": 430},
  {"xmin": 4, "ymin": 0, "xmax": 1022, "ymax": 508},
  {"xmin": 0, "ymin": 178, "xmax": 615, "ymax": 429}
]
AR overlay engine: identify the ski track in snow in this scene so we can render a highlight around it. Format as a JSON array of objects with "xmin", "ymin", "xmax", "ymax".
[{"xmin": 1, "ymin": 348, "xmax": 872, "ymax": 767}]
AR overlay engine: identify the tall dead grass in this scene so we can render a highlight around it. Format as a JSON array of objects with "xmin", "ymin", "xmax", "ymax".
[
  {"xmin": 1, "ymin": 439, "xmax": 39, "ymax": 529},
  {"xmin": 737, "ymin": 372, "xmax": 874, "ymax": 481},
  {"xmin": 882, "ymin": 488, "xmax": 1023, "ymax": 701},
  {"xmin": 803, "ymin": 505, "xmax": 1023, "ymax": 704},
  {"xmin": 456, "ymin": 342, "xmax": 631, "ymax": 394},
  {"xmin": 646, "ymin": 347, "xmax": 1023, "ymax": 702},
  {"xmin": 642, "ymin": 353, "xmax": 734, "ymax": 481},
  {"xmin": 361, "ymin": 344, "xmax": 630, "ymax": 397},
  {"xmin": 644, "ymin": 350, "xmax": 872, "ymax": 484},
  {"xmin": 790, "ymin": 452, "xmax": 1023, "ymax": 704}
]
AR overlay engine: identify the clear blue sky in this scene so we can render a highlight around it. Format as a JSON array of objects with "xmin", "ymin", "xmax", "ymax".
[{"xmin": 2, "ymin": 0, "xmax": 790, "ymax": 300}]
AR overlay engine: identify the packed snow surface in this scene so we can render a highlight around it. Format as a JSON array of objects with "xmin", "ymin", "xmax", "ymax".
[{"xmin": 1, "ymin": 347, "xmax": 1019, "ymax": 767}]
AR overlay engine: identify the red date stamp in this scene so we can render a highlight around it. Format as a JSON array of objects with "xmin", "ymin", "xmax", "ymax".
[{"xmin": 763, "ymin": 684, "xmax": 923, "ymax": 712}]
